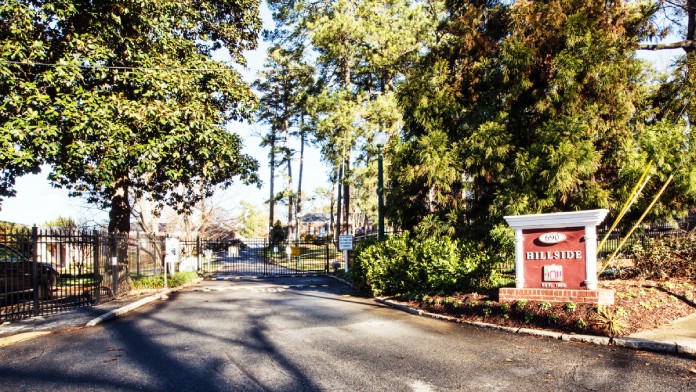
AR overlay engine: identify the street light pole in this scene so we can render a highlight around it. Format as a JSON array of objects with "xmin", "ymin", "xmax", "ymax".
[
  {"xmin": 377, "ymin": 144, "xmax": 384, "ymax": 241},
  {"xmin": 374, "ymin": 132, "xmax": 388, "ymax": 241}
]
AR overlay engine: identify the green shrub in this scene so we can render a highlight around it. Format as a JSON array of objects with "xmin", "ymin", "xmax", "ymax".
[
  {"xmin": 350, "ymin": 234, "xmax": 411, "ymax": 296},
  {"xmin": 131, "ymin": 272, "xmax": 199, "ymax": 290},
  {"xmin": 408, "ymin": 236, "xmax": 464, "ymax": 294},
  {"xmin": 350, "ymin": 232, "xmax": 513, "ymax": 297}
]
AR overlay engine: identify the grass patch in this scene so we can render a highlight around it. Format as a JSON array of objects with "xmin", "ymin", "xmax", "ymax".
[{"xmin": 131, "ymin": 272, "xmax": 199, "ymax": 290}]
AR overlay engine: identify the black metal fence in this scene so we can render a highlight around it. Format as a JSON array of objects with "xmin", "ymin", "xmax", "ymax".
[
  {"xmin": 0, "ymin": 227, "xmax": 133, "ymax": 322},
  {"xmin": 597, "ymin": 218, "xmax": 695, "ymax": 259},
  {"xmin": 179, "ymin": 238, "xmax": 344, "ymax": 277}
]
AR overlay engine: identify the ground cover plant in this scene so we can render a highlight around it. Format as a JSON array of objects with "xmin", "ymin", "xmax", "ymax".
[{"xmin": 131, "ymin": 272, "xmax": 199, "ymax": 290}]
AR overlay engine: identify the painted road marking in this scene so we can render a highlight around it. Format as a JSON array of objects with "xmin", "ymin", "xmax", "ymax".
[
  {"xmin": 193, "ymin": 284, "xmax": 330, "ymax": 293},
  {"xmin": 0, "ymin": 331, "xmax": 51, "ymax": 348}
]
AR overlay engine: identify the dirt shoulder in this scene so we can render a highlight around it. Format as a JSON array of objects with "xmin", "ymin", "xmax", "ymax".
[{"xmin": 392, "ymin": 278, "xmax": 696, "ymax": 337}]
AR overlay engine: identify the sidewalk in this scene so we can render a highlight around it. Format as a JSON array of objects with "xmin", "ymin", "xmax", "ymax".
[
  {"xmin": 0, "ymin": 282, "xmax": 190, "ymax": 348},
  {"xmin": 627, "ymin": 312, "xmax": 696, "ymax": 354},
  {"xmin": 0, "ymin": 290, "xmax": 162, "ymax": 344}
]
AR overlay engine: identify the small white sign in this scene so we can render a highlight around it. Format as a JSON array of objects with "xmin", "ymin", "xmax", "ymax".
[
  {"xmin": 164, "ymin": 237, "xmax": 181, "ymax": 259},
  {"xmin": 538, "ymin": 232, "xmax": 567, "ymax": 244},
  {"xmin": 338, "ymin": 235, "xmax": 354, "ymax": 251}
]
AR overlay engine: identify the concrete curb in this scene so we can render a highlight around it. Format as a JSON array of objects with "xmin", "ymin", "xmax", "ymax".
[
  {"xmin": 85, "ymin": 278, "xmax": 203, "ymax": 327},
  {"xmin": 324, "ymin": 274, "xmax": 356, "ymax": 290},
  {"xmin": 375, "ymin": 298, "xmax": 695, "ymax": 358}
]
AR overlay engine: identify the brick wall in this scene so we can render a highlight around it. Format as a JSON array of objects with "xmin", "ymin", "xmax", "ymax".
[{"xmin": 499, "ymin": 288, "xmax": 614, "ymax": 305}]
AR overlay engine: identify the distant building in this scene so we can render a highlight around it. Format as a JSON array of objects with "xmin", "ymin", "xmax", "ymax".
[{"xmin": 299, "ymin": 213, "xmax": 331, "ymax": 237}]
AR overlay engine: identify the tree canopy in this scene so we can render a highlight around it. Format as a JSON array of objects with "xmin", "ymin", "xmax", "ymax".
[
  {"xmin": 390, "ymin": 0, "xmax": 695, "ymax": 240},
  {"xmin": 1, "ymin": 0, "xmax": 261, "ymax": 233}
]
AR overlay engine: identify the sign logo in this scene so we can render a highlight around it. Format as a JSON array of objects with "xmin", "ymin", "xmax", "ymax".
[
  {"xmin": 538, "ymin": 232, "xmax": 567, "ymax": 244},
  {"xmin": 543, "ymin": 265, "xmax": 563, "ymax": 282}
]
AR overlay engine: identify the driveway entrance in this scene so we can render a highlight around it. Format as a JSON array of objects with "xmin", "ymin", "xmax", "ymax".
[{"xmin": 193, "ymin": 238, "xmax": 343, "ymax": 278}]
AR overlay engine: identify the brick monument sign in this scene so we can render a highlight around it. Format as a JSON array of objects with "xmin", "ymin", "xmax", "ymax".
[{"xmin": 498, "ymin": 209, "xmax": 615, "ymax": 305}]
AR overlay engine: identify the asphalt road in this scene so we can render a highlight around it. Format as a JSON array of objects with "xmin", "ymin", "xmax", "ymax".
[{"xmin": 0, "ymin": 276, "xmax": 693, "ymax": 391}]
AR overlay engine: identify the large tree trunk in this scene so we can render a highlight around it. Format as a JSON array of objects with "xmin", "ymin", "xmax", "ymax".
[
  {"xmin": 107, "ymin": 172, "xmax": 131, "ymax": 296},
  {"xmin": 336, "ymin": 164, "xmax": 343, "ymax": 240},
  {"xmin": 343, "ymin": 158, "xmax": 350, "ymax": 234},
  {"xmin": 269, "ymin": 131, "xmax": 276, "ymax": 242},
  {"xmin": 108, "ymin": 174, "xmax": 131, "ymax": 234},
  {"xmin": 285, "ymin": 119, "xmax": 293, "ymax": 240},
  {"xmin": 330, "ymin": 181, "xmax": 336, "ymax": 240},
  {"xmin": 687, "ymin": 0, "xmax": 696, "ymax": 122},
  {"xmin": 296, "ymin": 124, "xmax": 305, "ymax": 240}
]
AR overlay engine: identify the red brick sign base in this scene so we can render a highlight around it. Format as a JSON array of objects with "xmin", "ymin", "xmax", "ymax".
[{"xmin": 499, "ymin": 288, "xmax": 615, "ymax": 306}]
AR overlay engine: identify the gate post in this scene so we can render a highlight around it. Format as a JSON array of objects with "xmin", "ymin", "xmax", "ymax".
[
  {"xmin": 32, "ymin": 226, "xmax": 40, "ymax": 316},
  {"xmin": 111, "ymin": 233, "xmax": 118, "ymax": 298},
  {"xmin": 93, "ymin": 230, "xmax": 101, "ymax": 304},
  {"xmin": 325, "ymin": 239, "xmax": 329, "ymax": 273}
]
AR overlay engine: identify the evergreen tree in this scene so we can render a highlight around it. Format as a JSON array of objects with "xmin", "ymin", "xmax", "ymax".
[
  {"xmin": 395, "ymin": 0, "xmax": 694, "ymax": 240},
  {"xmin": 254, "ymin": 44, "xmax": 314, "ymax": 239}
]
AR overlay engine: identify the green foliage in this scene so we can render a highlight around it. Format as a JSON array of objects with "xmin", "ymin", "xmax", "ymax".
[
  {"xmin": 350, "ymin": 232, "xmax": 506, "ymax": 297},
  {"xmin": 392, "ymin": 0, "xmax": 694, "ymax": 241},
  {"xmin": 539, "ymin": 301, "xmax": 552, "ymax": 311},
  {"xmin": 515, "ymin": 300, "xmax": 528, "ymax": 311},
  {"xmin": 524, "ymin": 311, "xmax": 534, "ymax": 323},
  {"xmin": 632, "ymin": 231, "xmax": 696, "ymax": 279},
  {"xmin": 131, "ymin": 272, "xmax": 199, "ymax": 290},
  {"xmin": 1, "ymin": 0, "xmax": 262, "ymax": 233},
  {"xmin": 43, "ymin": 216, "xmax": 77, "ymax": 228},
  {"xmin": 350, "ymin": 233, "xmax": 411, "ymax": 296},
  {"xmin": 576, "ymin": 318, "xmax": 587, "ymax": 330},
  {"xmin": 238, "ymin": 201, "xmax": 267, "ymax": 239},
  {"xmin": 270, "ymin": 220, "xmax": 287, "ymax": 245},
  {"xmin": 564, "ymin": 302, "xmax": 577, "ymax": 313}
]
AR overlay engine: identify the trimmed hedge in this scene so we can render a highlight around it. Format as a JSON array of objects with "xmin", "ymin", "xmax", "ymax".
[{"xmin": 350, "ymin": 233, "xmax": 508, "ymax": 297}]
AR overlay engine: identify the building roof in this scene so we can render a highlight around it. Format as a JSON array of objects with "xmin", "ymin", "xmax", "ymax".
[{"xmin": 300, "ymin": 213, "xmax": 330, "ymax": 224}]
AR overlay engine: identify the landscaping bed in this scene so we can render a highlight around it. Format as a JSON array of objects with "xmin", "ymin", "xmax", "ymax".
[{"xmin": 392, "ymin": 278, "xmax": 696, "ymax": 337}]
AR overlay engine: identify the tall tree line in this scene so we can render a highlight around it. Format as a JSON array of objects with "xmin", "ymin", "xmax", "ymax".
[{"xmin": 255, "ymin": 0, "xmax": 696, "ymax": 242}]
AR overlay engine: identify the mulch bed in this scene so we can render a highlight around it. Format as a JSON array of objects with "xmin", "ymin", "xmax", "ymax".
[{"xmin": 394, "ymin": 278, "xmax": 696, "ymax": 337}]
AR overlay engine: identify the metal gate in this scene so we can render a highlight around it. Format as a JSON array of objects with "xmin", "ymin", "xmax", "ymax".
[{"xmin": 185, "ymin": 238, "xmax": 343, "ymax": 278}]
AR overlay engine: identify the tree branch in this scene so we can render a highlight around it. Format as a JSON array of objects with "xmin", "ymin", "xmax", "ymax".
[{"xmin": 638, "ymin": 40, "xmax": 696, "ymax": 50}]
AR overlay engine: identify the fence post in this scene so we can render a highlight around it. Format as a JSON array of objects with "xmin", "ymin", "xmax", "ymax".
[
  {"xmin": 325, "ymin": 239, "xmax": 329, "ymax": 273},
  {"xmin": 197, "ymin": 236, "xmax": 202, "ymax": 273},
  {"xmin": 32, "ymin": 226, "xmax": 40, "ymax": 316},
  {"xmin": 93, "ymin": 230, "xmax": 101, "ymax": 304},
  {"xmin": 136, "ymin": 230, "xmax": 141, "ymax": 277}
]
